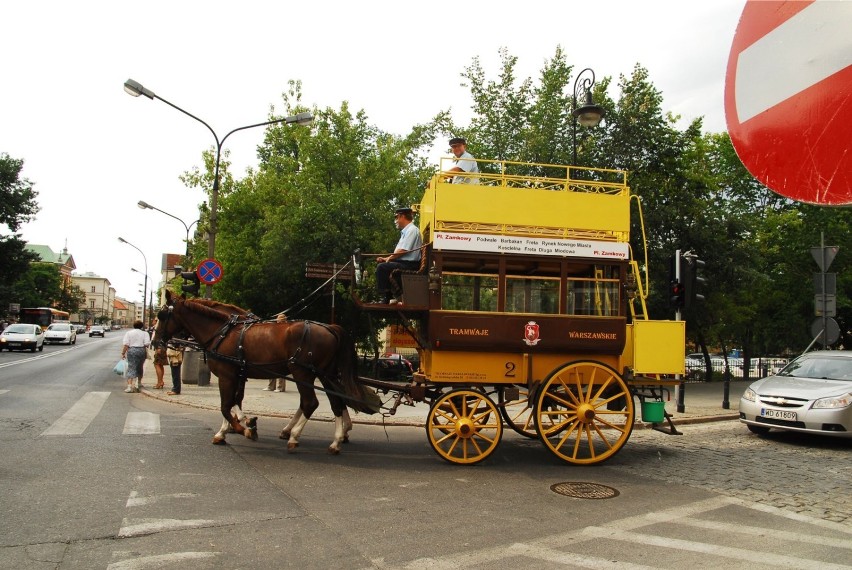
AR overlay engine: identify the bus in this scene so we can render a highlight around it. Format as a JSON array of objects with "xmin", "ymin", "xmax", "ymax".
[{"xmin": 19, "ymin": 307, "xmax": 71, "ymax": 330}]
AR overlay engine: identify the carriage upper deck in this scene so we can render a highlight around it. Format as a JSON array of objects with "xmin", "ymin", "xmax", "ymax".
[{"xmin": 419, "ymin": 157, "xmax": 631, "ymax": 246}]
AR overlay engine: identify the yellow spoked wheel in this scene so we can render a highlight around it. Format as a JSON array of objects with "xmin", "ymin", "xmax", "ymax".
[
  {"xmin": 427, "ymin": 389, "xmax": 503, "ymax": 465},
  {"xmin": 535, "ymin": 361, "xmax": 634, "ymax": 465}
]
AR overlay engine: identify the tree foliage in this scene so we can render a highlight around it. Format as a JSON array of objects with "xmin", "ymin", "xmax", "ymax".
[
  {"xmin": 175, "ymin": 49, "xmax": 849, "ymax": 357},
  {"xmin": 0, "ymin": 153, "xmax": 40, "ymax": 314}
]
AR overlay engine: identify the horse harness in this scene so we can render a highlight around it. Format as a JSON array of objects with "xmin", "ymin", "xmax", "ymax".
[{"xmin": 160, "ymin": 304, "xmax": 343, "ymax": 387}]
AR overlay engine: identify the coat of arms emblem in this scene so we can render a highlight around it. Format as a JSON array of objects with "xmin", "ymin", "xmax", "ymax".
[{"xmin": 523, "ymin": 321, "xmax": 541, "ymax": 346}]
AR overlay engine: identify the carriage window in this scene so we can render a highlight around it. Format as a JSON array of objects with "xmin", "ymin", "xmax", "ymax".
[
  {"xmin": 505, "ymin": 277, "xmax": 560, "ymax": 314},
  {"xmin": 441, "ymin": 273, "xmax": 498, "ymax": 312},
  {"xmin": 566, "ymin": 278, "xmax": 620, "ymax": 316}
]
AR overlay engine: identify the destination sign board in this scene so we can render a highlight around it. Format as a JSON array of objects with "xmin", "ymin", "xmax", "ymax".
[{"xmin": 433, "ymin": 232, "xmax": 629, "ymax": 260}]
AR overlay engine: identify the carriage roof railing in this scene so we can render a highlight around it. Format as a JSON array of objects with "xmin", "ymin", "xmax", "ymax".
[
  {"xmin": 419, "ymin": 158, "xmax": 632, "ymax": 243},
  {"xmin": 438, "ymin": 157, "xmax": 629, "ymax": 195}
]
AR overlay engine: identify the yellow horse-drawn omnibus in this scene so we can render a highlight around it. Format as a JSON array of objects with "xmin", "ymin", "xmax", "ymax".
[{"xmin": 358, "ymin": 157, "xmax": 685, "ymax": 465}]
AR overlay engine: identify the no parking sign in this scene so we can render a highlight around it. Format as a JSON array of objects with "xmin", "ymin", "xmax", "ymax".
[{"xmin": 196, "ymin": 258, "xmax": 223, "ymax": 285}]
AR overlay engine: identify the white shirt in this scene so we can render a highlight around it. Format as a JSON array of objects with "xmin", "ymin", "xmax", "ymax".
[{"xmin": 122, "ymin": 328, "xmax": 150, "ymax": 348}]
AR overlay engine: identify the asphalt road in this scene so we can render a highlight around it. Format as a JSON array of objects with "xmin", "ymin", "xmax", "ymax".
[{"xmin": 0, "ymin": 337, "xmax": 850, "ymax": 569}]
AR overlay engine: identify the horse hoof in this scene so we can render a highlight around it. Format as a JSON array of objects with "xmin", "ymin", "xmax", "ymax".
[
  {"xmin": 343, "ymin": 435, "xmax": 350, "ymax": 443},
  {"xmin": 279, "ymin": 431, "xmax": 290, "ymax": 440},
  {"xmin": 328, "ymin": 446, "xmax": 341, "ymax": 455},
  {"xmin": 287, "ymin": 442, "xmax": 299, "ymax": 453},
  {"xmin": 246, "ymin": 417, "xmax": 258, "ymax": 429},
  {"xmin": 244, "ymin": 428, "xmax": 258, "ymax": 441},
  {"xmin": 212, "ymin": 437, "xmax": 227, "ymax": 445}
]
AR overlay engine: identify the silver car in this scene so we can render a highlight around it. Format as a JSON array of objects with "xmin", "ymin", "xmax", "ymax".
[
  {"xmin": 740, "ymin": 351, "xmax": 852, "ymax": 438},
  {"xmin": 45, "ymin": 323, "xmax": 77, "ymax": 345}
]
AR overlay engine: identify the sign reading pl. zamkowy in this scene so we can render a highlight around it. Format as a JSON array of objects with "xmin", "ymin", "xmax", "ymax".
[{"xmin": 433, "ymin": 232, "xmax": 629, "ymax": 260}]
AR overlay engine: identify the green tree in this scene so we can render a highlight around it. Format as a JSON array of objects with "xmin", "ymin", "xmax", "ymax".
[
  {"xmin": 0, "ymin": 153, "xmax": 40, "ymax": 315},
  {"xmin": 10, "ymin": 262, "xmax": 61, "ymax": 307}
]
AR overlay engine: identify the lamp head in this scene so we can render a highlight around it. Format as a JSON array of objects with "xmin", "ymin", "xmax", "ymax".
[
  {"xmin": 118, "ymin": 237, "xmax": 127, "ymax": 244},
  {"xmin": 123, "ymin": 79, "xmax": 155, "ymax": 100},
  {"xmin": 137, "ymin": 200, "xmax": 152, "ymax": 210},
  {"xmin": 286, "ymin": 112, "xmax": 314, "ymax": 126},
  {"xmin": 573, "ymin": 92, "xmax": 605, "ymax": 128}
]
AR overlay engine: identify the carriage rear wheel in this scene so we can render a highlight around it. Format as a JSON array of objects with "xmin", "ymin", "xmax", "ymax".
[
  {"xmin": 535, "ymin": 361, "xmax": 634, "ymax": 465},
  {"xmin": 427, "ymin": 389, "xmax": 503, "ymax": 465}
]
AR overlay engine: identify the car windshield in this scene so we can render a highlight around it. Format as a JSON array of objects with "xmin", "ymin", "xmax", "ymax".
[
  {"xmin": 5, "ymin": 324, "xmax": 35, "ymax": 334},
  {"xmin": 778, "ymin": 355, "xmax": 852, "ymax": 381},
  {"xmin": 48, "ymin": 324, "xmax": 70, "ymax": 331}
]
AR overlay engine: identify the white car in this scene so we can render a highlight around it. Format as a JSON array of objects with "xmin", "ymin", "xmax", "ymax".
[
  {"xmin": 0, "ymin": 323, "xmax": 45, "ymax": 352},
  {"xmin": 44, "ymin": 323, "xmax": 77, "ymax": 345},
  {"xmin": 740, "ymin": 351, "xmax": 852, "ymax": 438}
]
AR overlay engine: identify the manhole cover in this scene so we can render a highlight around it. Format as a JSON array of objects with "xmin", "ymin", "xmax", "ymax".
[{"xmin": 550, "ymin": 481, "xmax": 620, "ymax": 499}]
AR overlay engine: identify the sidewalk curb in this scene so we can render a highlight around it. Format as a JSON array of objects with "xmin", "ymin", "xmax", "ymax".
[{"xmin": 138, "ymin": 387, "xmax": 740, "ymax": 429}]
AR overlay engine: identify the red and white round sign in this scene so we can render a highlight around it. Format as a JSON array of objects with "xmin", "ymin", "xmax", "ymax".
[{"xmin": 725, "ymin": 0, "xmax": 852, "ymax": 205}]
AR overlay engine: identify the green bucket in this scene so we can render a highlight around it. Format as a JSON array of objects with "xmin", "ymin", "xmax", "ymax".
[{"xmin": 641, "ymin": 401, "xmax": 666, "ymax": 423}]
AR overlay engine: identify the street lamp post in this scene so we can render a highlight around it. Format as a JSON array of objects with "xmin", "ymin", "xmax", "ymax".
[
  {"xmin": 571, "ymin": 67, "xmax": 606, "ymax": 166},
  {"xmin": 123, "ymin": 78, "xmax": 313, "ymax": 299},
  {"xmin": 137, "ymin": 200, "xmax": 199, "ymax": 259},
  {"xmin": 120, "ymin": 236, "xmax": 147, "ymax": 327}
]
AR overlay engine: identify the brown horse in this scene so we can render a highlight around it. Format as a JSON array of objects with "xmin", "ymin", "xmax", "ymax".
[{"xmin": 154, "ymin": 291, "xmax": 379, "ymax": 452}]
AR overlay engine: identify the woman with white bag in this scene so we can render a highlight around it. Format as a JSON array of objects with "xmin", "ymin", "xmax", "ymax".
[{"xmin": 121, "ymin": 320, "xmax": 150, "ymax": 393}]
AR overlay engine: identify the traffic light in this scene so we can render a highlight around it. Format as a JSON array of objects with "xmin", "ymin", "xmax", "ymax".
[
  {"xmin": 670, "ymin": 280, "xmax": 685, "ymax": 308},
  {"xmin": 682, "ymin": 256, "xmax": 706, "ymax": 308},
  {"xmin": 180, "ymin": 270, "xmax": 201, "ymax": 296},
  {"xmin": 668, "ymin": 253, "xmax": 684, "ymax": 309}
]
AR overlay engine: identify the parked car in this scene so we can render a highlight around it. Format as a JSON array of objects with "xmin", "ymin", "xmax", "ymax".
[
  {"xmin": 0, "ymin": 323, "xmax": 45, "ymax": 352},
  {"xmin": 89, "ymin": 325, "xmax": 106, "ymax": 337},
  {"xmin": 44, "ymin": 323, "xmax": 77, "ymax": 345},
  {"xmin": 377, "ymin": 353, "xmax": 414, "ymax": 380},
  {"xmin": 740, "ymin": 350, "xmax": 852, "ymax": 438}
]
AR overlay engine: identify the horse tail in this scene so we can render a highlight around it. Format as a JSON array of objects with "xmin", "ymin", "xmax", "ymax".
[{"xmin": 331, "ymin": 325, "xmax": 381, "ymax": 414}]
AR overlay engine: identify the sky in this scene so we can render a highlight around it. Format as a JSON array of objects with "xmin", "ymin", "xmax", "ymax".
[{"xmin": 1, "ymin": 0, "xmax": 746, "ymax": 305}]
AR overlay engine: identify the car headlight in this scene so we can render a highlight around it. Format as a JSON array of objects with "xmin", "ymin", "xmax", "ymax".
[
  {"xmin": 742, "ymin": 387, "xmax": 757, "ymax": 402},
  {"xmin": 812, "ymin": 392, "xmax": 852, "ymax": 409}
]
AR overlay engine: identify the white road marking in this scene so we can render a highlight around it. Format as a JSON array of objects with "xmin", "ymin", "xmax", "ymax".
[
  {"xmin": 735, "ymin": 0, "xmax": 852, "ymax": 122},
  {"xmin": 123, "ymin": 412, "xmax": 160, "ymax": 435},
  {"xmin": 117, "ymin": 517, "xmax": 216, "ymax": 538},
  {"xmin": 107, "ymin": 551, "xmax": 217, "ymax": 569},
  {"xmin": 389, "ymin": 495, "xmax": 846, "ymax": 569},
  {"xmin": 582, "ymin": 526, "xmax": 852, "ymax": 570},
  {"xmin": 41, "ymin": 391, "xmax": 110, "ymax": 435},
  {"xmin": 126, "ymin": 490, "xmax": 199, "ymax": 507}
]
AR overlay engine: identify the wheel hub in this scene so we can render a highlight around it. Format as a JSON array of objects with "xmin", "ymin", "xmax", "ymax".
[
  {"xmin": 577, "ymin": 403, "xmax": 596, "ymax": 423},
  {"xmin": 456, "ymin": 418, "xmax": 475, "ymax": 438}
]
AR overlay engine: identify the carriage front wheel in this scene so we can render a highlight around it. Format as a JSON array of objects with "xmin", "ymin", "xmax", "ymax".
[
  {"xmin": 535, "ymin": 361, "xmax": 634, "ymax": 465},
  {"xmin": 426, "ymin": 389, "xmax": 503, "ymax": 465}
]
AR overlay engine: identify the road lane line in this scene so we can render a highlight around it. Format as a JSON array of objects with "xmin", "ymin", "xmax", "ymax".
[
  {"xmin": 118, "ymin": 517, "xmax": 217, "ymax": 538},
  {"xmin": 41, "ymin": 391, "xmax": 110, "ymax": 436},
  {"xmin": 107, "ymin": 551, "xmax": 217, "ymax": 569},
  {"xmin": 126, "ymin": 490, "xmax": 199, "ymax": 507},
  {"xmin": 582, "ymin": 526, "xmax": 851, "ymax": 570},
  {"xmin": 123, "ymin": 412, "xmax": 160, "ymax": 435}
]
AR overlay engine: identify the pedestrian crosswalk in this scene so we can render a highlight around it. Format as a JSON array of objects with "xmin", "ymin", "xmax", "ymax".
[
  {"xmin": 34, "ymin": 391, "xmax": 188, "ymax": 437},
  {"xmin": 42, "ymin": 391, "xmax": 110, "ymax": 435}
]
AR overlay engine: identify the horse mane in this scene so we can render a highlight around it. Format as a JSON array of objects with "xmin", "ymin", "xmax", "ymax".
[{"xmin": 184, "ymin": 298, "xmax": 252, "ymax": 320}]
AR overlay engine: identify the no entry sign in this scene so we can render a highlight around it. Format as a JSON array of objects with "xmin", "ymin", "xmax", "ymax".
[{"xmin": 725, "ymin": 0, "xmax": 852, "ymax": 205}]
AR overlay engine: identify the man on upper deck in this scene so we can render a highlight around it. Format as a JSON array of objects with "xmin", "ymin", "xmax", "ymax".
[{"xmin": 444, "ymin": 137, "xmax": 479, "ymax": 184}]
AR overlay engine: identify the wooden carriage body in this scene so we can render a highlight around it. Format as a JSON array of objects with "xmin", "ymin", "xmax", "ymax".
[{"xmin": 362, "ymin": 157, "xmax": 686, "ymax": 465}]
